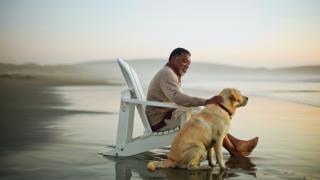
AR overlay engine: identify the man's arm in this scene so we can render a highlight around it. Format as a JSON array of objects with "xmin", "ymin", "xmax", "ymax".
[{"xmin": 159, "ymin": 71, "xmax": 206, "ymax": 107}]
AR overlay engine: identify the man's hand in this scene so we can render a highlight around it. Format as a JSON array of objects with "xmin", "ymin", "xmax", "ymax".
[{"xmin": 205, "ymin": 95, "xmax": 224, "ymax": 105}]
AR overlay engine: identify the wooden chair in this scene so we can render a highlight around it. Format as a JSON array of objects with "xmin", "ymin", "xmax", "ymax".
[{"xmin": 103, "ymin": 58, "xmax": 197, "ymax": 156}]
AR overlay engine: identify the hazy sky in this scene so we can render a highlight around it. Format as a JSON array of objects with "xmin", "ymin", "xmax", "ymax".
[{"xmin": 1, "ymin": 0, "xmax": 319, "ymax": 67}]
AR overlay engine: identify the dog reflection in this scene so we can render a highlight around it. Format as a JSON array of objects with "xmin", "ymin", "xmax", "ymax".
[
  {"xmin": 162, "ymin": 168, "xmax": 229, "ymax": 180},
  {"xmin": 103, "ymin": 154, "xmax": 256, "ymax": 180}
]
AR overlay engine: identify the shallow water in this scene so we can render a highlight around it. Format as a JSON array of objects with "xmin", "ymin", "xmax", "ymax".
[{"xmin": 1, "ymin": 83, "xmax": 320, "ymax": 180}]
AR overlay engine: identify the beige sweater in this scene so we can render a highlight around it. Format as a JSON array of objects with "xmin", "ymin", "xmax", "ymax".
[{"xmin": 145, "ymin": 66, "xmax": 206, "ymax": 130}]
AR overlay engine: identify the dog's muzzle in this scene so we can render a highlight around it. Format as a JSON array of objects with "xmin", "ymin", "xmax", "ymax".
[{"xmin": 242, "ymin": 96, "xmax": 248, "ymax": 106}]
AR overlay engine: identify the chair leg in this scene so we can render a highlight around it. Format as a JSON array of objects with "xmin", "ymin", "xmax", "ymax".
[{"xmin": 116, "ymin": 91, "xmax": 135, "ymax": 146}]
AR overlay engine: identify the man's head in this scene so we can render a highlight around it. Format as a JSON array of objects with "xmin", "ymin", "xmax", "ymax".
[{"xmin": 168, "ymin": 47, "xmax": 191, "ymax": 76}]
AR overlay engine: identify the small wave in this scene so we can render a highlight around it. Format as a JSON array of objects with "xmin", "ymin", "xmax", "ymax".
[
  {"xmin": 252, "ymin": 92, "xmax": 320, "ymax": 108},
  {"xmin": 49, "ymin": 108, "xmax": 115, "ymax": 114},
  {"xmin": 269, "ymin": 90, "xmax": 320, "ymax": 93}
]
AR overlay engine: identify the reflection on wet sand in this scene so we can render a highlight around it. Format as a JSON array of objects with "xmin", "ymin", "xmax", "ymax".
[
  {"xmin": 225, "ymin": 156, "xmax": 257, "ymax": 178},
  {"xmin": 103, "ymin": 152, "xmax": 256, "ymax": 180}
]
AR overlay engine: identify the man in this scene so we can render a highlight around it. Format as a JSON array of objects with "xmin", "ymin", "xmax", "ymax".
[{"xmin": 145, "ymin": 47, "xmax": 258, "ymax": 157}]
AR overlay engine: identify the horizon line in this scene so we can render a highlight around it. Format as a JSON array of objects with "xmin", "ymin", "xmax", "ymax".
[{"xmin": 1, "ymin": 58, "xmax": 320, "ymax": 70}]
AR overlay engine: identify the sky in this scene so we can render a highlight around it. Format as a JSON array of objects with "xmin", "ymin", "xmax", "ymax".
[{"xmin": 0, "ymin": 0, "xmax": 319, "ymax": 68}]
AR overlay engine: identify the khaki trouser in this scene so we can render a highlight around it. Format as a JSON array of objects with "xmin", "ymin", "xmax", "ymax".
[{"xmin": 156, "ymin": 110, "xmax": 193, "ymax": 132}]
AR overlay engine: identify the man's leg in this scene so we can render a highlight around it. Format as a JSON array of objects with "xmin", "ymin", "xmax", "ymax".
[
  {"xmin": 157, "ymin": 110, "xmax": 189, "ymax": 132},
  {"xmin": 174, "ymin": 110, "xmax": 192, "ymax": 127},
  {"xmin": 157, "ymin": 118, "xmax": 181, "ymax": 131},
  {"xmin": 223, "ymin": 135, "xmax": 258, "ymax": 157},
  {"xmin": 223, "ymin": 136, "xmax": 247, "ymax": 157}
]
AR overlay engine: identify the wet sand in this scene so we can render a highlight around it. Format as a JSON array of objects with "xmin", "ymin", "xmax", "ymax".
[
  {"xmin": 0, "ymin": 80, "xmax": 114, "ymax": 179},
  {"xmin": 1, "ymin": 79, "xmax": 320, "ymax": 180}
]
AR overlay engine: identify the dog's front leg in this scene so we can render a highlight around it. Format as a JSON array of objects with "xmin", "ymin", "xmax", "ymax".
[
  {"xmin": 207, "ymin": 147, "xmax": 214, "ymax": 168},
  {"xmin": 214, "ymin": 138, "xmax": 228, "ymax": 171}
]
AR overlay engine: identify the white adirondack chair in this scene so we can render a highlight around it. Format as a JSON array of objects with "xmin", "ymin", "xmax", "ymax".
[{"xmin": 103, "ymin": 58, "xmax": 197, "ymax": 156}]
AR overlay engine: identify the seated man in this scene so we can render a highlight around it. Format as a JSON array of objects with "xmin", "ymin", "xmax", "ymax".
[{"xmin": 145, "ymin": 47, "xmax": 258, "ymax": 157}]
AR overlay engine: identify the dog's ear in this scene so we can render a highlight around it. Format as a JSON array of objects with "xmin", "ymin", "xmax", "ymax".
[{"xmin": 230, "ymin": 90, "xmax": 240, "ymax": 102}]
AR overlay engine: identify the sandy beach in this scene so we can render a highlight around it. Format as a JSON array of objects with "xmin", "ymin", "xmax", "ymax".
[{"xmin": 0, "ymin": 79, "xmax": 319, "ymax": 180}]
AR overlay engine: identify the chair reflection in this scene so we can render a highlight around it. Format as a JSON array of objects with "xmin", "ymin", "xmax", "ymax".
[{"xmin": 103, "ymin": 153, "xmax": 256, "ymax": 180}]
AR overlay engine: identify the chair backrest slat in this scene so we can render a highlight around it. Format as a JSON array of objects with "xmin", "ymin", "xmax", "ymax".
[
  {"xmin": 117, "ymin": 58, "xmax": 152, "ymax": 133},
  {"xmin": 117, "ymin": 58, "xmax": 145, "ymax": 101}
]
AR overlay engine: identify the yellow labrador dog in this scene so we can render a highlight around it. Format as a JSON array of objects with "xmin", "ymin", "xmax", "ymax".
[{"xmin": 147, "ymin": 88, "xmax": 248, "ymax": 171}]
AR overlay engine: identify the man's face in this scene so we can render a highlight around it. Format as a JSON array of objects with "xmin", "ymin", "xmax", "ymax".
[{"xmin": 171, "ymin": 53, "xmax": 191, "ymax": 75}]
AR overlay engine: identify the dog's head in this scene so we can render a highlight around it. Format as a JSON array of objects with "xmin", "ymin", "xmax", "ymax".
[{"xmin": 219, "ymin": 88, "xmax": 248, "ymax": 110}]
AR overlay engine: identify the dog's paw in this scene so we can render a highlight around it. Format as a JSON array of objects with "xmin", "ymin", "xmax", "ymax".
[
  {"xmin": 209, "ymin": 163, "xmax": 217, "ymax": 168},
  {"xmin": 220, "ymin": 166, "xmax": 230, "ymax": 171}
]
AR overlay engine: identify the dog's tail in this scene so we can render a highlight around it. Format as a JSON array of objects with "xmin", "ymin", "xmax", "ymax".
[{"xmin": 147, "ymin": 159, "xmax": 176, "ymax": 172}]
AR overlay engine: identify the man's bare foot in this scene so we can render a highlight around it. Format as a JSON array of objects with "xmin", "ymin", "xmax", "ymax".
[
  {"xmin": 227, "ymin": 134, "xmax": 242, "ymax": 144},
  {"xmin": 227, "ymin": 135, "xmax": 259, "ymax": 154},
  {"xmin": 230, "ymin": 151, "xmax": 251, "ymax": 157},
  {"xmin": 235, "ymin": 137, "xmax": 259, "ymax": 153},
  {"xmin": 223, "ymin": 135, "xmax": 259, "ymax": 157},
  {"xmin": 226, "ymin": 148, "xmax": 252, "ymax": 157}
]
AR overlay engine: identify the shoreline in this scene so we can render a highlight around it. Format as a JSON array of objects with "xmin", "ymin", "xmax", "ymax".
[{"xmin": 2, "ymin": 77, "xmax": 320, "ymax": 108}]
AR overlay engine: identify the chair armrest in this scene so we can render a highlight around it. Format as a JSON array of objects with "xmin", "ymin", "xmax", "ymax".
[{"xmin": 121, "ymin": 98, "xmax": 200, "ymax": 111}]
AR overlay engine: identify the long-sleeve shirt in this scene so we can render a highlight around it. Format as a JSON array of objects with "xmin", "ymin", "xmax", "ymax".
[{"xmin": 145, "ymin": 65, "xmax": 206, "ymax": 130}]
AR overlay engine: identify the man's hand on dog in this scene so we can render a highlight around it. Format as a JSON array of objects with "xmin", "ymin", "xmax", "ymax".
[{"xmin": 206, "ymin": 95, "xmax": 224, "ymax": 105}]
